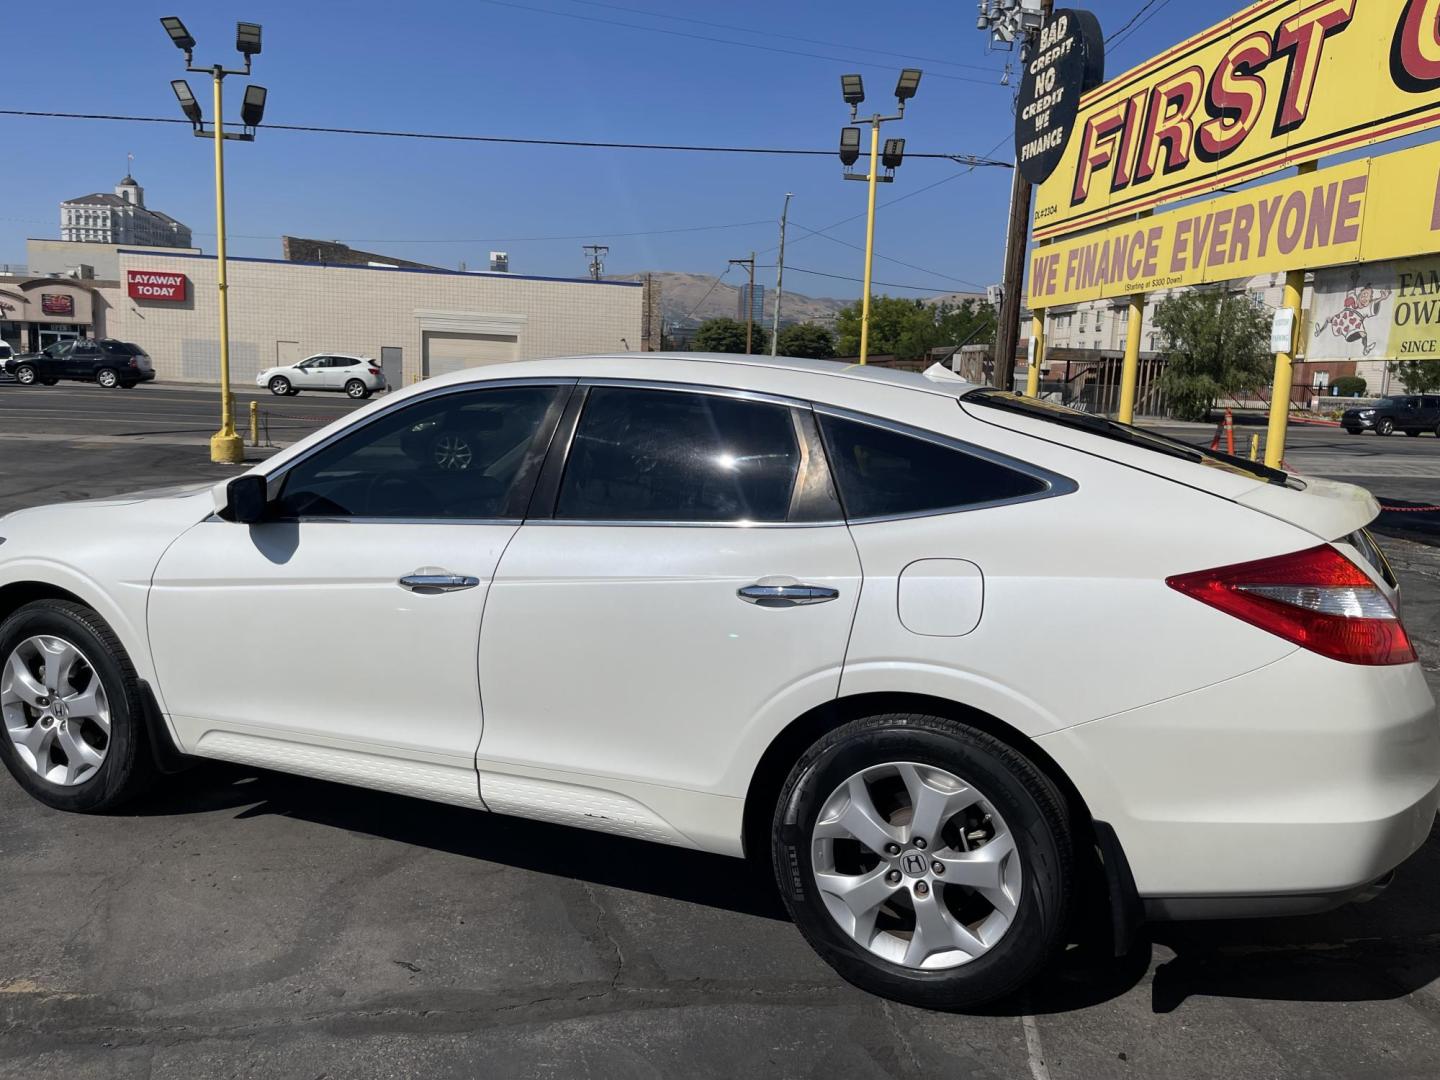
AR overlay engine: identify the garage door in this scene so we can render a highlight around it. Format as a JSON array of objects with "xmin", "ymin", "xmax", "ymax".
[{"xmin": 423, "ymin": 331, "xmax": 518, "ymax": 377}]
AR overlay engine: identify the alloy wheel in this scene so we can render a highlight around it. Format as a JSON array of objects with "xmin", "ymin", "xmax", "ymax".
[
  {"xmin": 432, "ymin": 434, "xmax": 473, "ymax": 470},
  {"xmin": 0, "ymin": 635, "xmax": 110, "ymax": 786},
  {"xmin": 97, "ymin": 368, "xmax": 118, "ymax": 388},
  {"xmin": 15, "ymin": 367, "xmax": 35, "ymax": 385},
  {"xmin": 810, "ymin": 762, "xmax": 1021, "ymax": 971}
]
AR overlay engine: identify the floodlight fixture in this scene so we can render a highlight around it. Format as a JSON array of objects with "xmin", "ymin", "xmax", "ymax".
[
  {"xmin": 895, "ymin": 69, "xmax": 922, "ymax": 102},
  {"xmin": 171, "ymin": 79, "xmax": 203, "ymax": 127},
  {"xmin": 236, "ymin": 22, "xmax": 262, "ymax": 57},
  {"xmin": 241, "ymin": 84, "xmax": 267, "ymax": 128},
  {"xmin": 882, "ymin": 138, "xmax": 906, "ymax": 170},
  {"xmin": 840, "ymin": 126, "xmax": 862, "ymax": 167},
  {"xmin": 161, "ymin": 16, "xmax": 196, "ymax": 53},
  {"xmin": 841, "ymin": 73, "xmax": 865, "ymax": 107}
]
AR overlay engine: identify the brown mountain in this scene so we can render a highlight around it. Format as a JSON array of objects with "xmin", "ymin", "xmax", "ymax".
[{"xmin": 619, "ymin": 271, "xmax": 850, "ymax": 328}]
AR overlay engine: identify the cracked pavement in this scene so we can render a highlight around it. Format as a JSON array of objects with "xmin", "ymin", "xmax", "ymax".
[{"xmin": 2, "ymin": 413, "xmax": 1440, "ymax": 1078}]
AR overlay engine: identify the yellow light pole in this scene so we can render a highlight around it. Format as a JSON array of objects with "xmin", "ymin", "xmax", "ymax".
[
  {"xmin": 161, "ymin": 17, "xmax": 268, "ymax": 465},
  {"xmin": 839, "ymin": 70, "xmax": 921, "ymax": 365},
  {"xmin": 1264, "ymin": 162, "xmax": 1316, "ymax": 470}
]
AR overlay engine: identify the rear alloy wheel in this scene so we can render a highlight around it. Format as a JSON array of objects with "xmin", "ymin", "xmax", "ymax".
[
  {"xmin": 13, "ymin": 364, "xmax": 36, "ymax": 386},
  {"xmin": 269, "ymin": 376, "xmax": 292, "ymax": 396},
  {"xmin": 1376, "ymin": 418, "xmax": 1395, "ymax": 436},
  {"xmin": 773, "ymin": 714, "xmax": 1073, "ymax": 1009},
  {"xmin": 0, "ymin": 600, "xmax": 155, "ymax": 812},
  {"xmin": 344, "ymin": 379, "xmax": 371, "ymax": 400},
  {"xmin": 96, "ymin": 367, "xmax": 119, "ymax": 389}
]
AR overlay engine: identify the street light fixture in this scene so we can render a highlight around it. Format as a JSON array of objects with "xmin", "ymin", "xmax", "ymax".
[
  {"xmin": 171, "ymin": 79, "xmax": 202, "ymax": 128},
  {"xmin": 240, "ymin": 84, "xmax": 267, "ymax": 129},
  {"xmin": 235, "ymin": 21, "xmax": 263, "ymax": 57},
  {"xmin": 838, "ymin": 70, "xmax": 920, "ymax": 364},
  {"xmin": 160, "ymin": 15, "xmax": 269, "ymax": 464},
  {"xmin": 894, "ymin": 69, "xmax": 922, "ymax": 103},
  {"xmin": 160, "ymin": 16, "xmax": 195, "ymax": 55}
]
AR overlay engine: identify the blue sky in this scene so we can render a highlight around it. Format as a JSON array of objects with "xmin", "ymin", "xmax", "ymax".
[{"xmin": 2, "ymin": 1, "xmax": 1224, "ymax": 300}]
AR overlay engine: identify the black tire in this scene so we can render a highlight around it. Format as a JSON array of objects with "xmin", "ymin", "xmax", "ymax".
[
  {"xmin": 771, "ymin": 713, "xmax": 1073, "ymax": 1009},
  {"xmin": 1346, "ymin": 429, "xmax": 1363, "ymax": 436},
  {"xmin": 1377, "ymin": 418, "xmax": 1395, "ymax": 436},
  {"xmin": 344, "ymin": 379, "xmax": 371, "ymax": 400},
  {"xmin": 268, "ymin": 375, "xmax": 291, "ymax": 396},
  {"xmin": 0, "ymin": 600, "xmax": 156, "ymax": 813},
  {"xmin": 96, "ymin": 367, "xmax": 120, "ymax": 389},
  {"xmin": 13, "ymin": 364, "xmax": 37, "ymax": 386}
]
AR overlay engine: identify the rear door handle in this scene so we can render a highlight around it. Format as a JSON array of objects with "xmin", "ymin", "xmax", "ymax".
[
  {"xmin": 737, "ymin": 583, "xmax": 840, "ymax": 607},
  {"xmin": 399, "ymin": 571, "xmax": 481, "ymax": 594}
]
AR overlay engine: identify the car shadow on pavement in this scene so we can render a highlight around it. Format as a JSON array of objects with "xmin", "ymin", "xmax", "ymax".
[
  {"xmin": 128, "ymin": 761, "xmax": 789, "ymax": 922},
  {"xmin": 126, "ymin": 763, "xmax": 1440, "ymax": 1016}
]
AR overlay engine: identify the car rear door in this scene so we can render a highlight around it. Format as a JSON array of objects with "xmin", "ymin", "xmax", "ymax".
[
  {"xmin": 148, "ymin": 380, "xmax": 571, "ymax": 780},
  {"xmin": 1424, "ymin": 396, "xmax": 1440, "ymax": 430},
  {"xmin": 474, "ymin": 383, "xmax": 861, "ymax": 836}
]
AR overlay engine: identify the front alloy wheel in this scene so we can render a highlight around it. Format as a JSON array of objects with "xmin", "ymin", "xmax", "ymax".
[
  {"xmin": 1377, "ymin": 418, "xmax": 1396, "ymax": 436},
  {"xmin": 773, "ymin": 714, "xmax": 1073, "ymax": 1008},
  {"xmin": 2, "ymin": 636, "xmax": 110, "ymax": 786},
  {"xmin": 13, "ymin": 364, "xmax": 36, "ymax": 386},
  {"xmin": 269, "ymin": 376, "xmax": 291, "ymax": 396}
]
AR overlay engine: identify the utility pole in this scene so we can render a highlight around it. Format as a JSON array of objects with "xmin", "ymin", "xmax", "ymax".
[
  {"xmin": 771, "ymin": 192, "xmax": 794, "ymax": 356},
  {"xmin": 729, "ymin": 253, "xmax": 757, "ymax": 354},
  {"xmin": 980, "ymin": 0, "xmax": 1053, "ymax": 392},
  {"xmin": 583, "ymin": 244, "xmax": 608, "ymax": 281}
]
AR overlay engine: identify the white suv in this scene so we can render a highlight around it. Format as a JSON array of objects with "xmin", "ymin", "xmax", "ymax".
[
  {"xmin": 0, "ymin": 353, "xmax": 1434, "ymax": 1008},
  {"xmin": 256, "ymin": 354, "xmax": 386, "ymax": 398}
]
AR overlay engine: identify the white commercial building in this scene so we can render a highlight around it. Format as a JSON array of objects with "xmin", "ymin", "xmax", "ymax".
[
  {"xmin": 103, "ymin": 250, "xmax": 646, "ymax": 388},
  {"xmin": 60, "ymin": 175, "xmax": 192, "ymax": 249}
]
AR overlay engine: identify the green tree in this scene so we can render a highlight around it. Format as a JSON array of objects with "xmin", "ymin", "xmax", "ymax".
[
  {"xmin": 834, "ymin": 296, "xmax": 996, "ymax": 361},
  {"xmin": 692, "ymin": 317, "xmax": 770, "ymax": 354},
  {"xmin": 1152, "ymin": 290, "xmax": 1272, "ymax": 421},
  {"xmin": 1388, "ymin": 359, "xmax": 1440, "ymax": 394},
  {"xmin": 776, "ymin": 322, "xmax": 836, "ymax": 359}
]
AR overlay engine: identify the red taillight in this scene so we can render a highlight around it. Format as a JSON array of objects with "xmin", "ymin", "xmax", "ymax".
[
  {"xmin": 1166, "ymin": 545, "xmax": 1416, "ymax": 666},
  {"xmin": 368, "ymin": 367, "xmax": 382, "ymax": 376}
]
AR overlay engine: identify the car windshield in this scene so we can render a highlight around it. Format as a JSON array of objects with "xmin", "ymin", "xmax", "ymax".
[{"xmin": 962, "ymin": 388, "xmax": 1290, "ymax": 486}]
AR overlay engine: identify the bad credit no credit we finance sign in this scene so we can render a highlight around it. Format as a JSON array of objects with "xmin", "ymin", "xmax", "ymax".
[
  {"xmin": 1032, "ymin": 0, "xmax": 1440, "ymax": 243},
  {"xmin": 1029, "ymin": 137, "xmax": 1440, "ymax": 308}
]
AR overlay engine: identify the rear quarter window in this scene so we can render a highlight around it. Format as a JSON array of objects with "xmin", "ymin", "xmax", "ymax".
[{"xmin": 817, "ymin": 413, "xmax": 1050, "ymax": 520}]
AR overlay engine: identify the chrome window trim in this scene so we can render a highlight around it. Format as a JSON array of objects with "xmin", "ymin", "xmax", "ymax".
[
  {"xmin": 206, "ymin": 515, "xmax": 524, "ymax": 527},
  {"xmin": 262, "ymin": 376, "xmax": 579, "ymax": 491},
  {"xmin": 576, "ymin": 376, "xmax": 810, "ymax": 411},
  {"xmin": 813, "ymin": 403, "xmax": 1077, "ymax": 524}
]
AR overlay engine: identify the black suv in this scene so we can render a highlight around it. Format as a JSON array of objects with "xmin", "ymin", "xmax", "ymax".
[
  {"xmin": 5, "ymin": 339, "xmax": 156, "ymax": 389},
  {"xmin": 1341, "ymin": 394, "xmax": 1440, "ymax": 436}
]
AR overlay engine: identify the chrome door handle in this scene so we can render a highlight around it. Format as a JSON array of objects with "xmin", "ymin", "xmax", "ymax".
[
  {"xmin": 399, "ymin": 572, "xmax": 481, "ymax": 594},
  {"xmin": 737, "ymin": 583, "xmax": 840, "ymax": 607}
]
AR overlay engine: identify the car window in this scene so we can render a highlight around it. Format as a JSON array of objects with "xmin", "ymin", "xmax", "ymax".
[
  {"xmin": 275, "ymin": 385, "xmax": 562, "ymax": 520},
  {"xmin": 1424, "ymin": 396, "xmax": 1440, "ymax": 409},
  {"xmin": 818, "ymin": 413, "xmax": 1048, "ymax": 520},
  {"xmin": 556, "ymin": 387, "xmax": 801, "ymax": 523}
]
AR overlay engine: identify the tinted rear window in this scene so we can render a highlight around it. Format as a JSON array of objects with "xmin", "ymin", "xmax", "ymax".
[{"xmin": 818, "ymin": 414, "xmax": 1047, "ymax": 520}]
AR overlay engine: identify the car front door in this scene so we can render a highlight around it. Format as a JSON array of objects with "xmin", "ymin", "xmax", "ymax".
[
  {"xmin": 147, "ymin": 380, "xmax": 571, "ymax": 782},
  {"xmin": 475, "ymin": 384, "xmax": 862, "ymax": 838},
  {"xmin": 291, "ymin": 356, "xmax": 327, "ymax": 390},
  {"xmin": 39, "ymin": 341, "xmax": 72, "ymax": 378}
]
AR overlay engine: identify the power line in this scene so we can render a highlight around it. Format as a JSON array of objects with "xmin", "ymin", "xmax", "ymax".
[
  {"xmin": 0, "ymin": 110, "xmax": 1013, "ymax": 164},
  {"xmin": 562, "ymin": 0, "xmax": 1008, "ymax": 74},
  {"xmin": 214, "ymin": 219, "xmax": 775, "ymax": 244},
  {"xmin": 1107, "ymin": 0, "xmax": 1174, "ymax": 51},
  {"xmin": 474, "ymin": 0, "xmax": 1008, "ymax": 86},
  {"xmin": 787, "ymin": 220, "xmax": 986, "ymax": 290},
  {"xmin": 769, "ymin": 264, "xmax": 962, "ymax": 294},
  {"xmin": 680, "ymin": 266, "xmax": 733, "ymax": 322}
]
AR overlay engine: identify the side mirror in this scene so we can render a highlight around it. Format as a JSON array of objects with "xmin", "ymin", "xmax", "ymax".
[{"xmin": 226, "ymin": 474, "xmax": 269, "ymax": 524}]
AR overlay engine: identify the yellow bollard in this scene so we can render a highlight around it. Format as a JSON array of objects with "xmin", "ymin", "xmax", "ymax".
[
  {"xmin": 249, "ymin": 400, "xmax": 259, "ymax": 447},
  {"xmin": 1250, "ymin": 433, "xmax": 1260, "ymax": 462}
]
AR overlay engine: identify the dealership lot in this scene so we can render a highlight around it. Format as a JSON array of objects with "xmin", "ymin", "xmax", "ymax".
[{"xmin": 2, "ymin": 384, "xmax": 1440, "ymax": 1077}]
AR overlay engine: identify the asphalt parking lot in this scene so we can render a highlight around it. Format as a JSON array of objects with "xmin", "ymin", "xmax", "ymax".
[{"xmin": 2, "ymin": 381, "xmax": 1440, "ymax": 1078}]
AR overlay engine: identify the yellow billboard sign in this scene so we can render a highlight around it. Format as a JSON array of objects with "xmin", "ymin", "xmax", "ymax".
[
  {"xmin": 1032, "ymin": 0, "xmax": 1440, "ymax": 243},
  {"xmin": 1029, "ymin": 137, "xmax": 1440, "ymax": 308},
  {"xmin": 1309, "ymin": 257, "xmax": 1440, "ymax": 360}
]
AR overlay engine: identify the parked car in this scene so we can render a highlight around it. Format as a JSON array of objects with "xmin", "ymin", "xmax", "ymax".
[
  {"xmin": 1341, "ymin": 394, "xmax": 1440, "ymax": 435},
  {"xmin": 0, "ymin": 342, "xmax": 12, "ymax": 381},
  {"xmin": 0, "ymin": 354, "xmax": 1434, "ymax": 1009},
  {"xmin": 256, "ymin": 354, "xmax": 386, "ymax": 399},
  {"xmin": 5, "ymin": 339, "xmax": 155, "ymax": 388}
]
